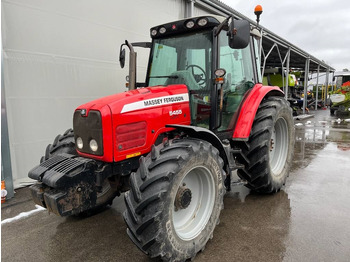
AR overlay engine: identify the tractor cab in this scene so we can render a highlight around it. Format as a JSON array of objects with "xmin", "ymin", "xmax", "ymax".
[{"xmin": 123, "ymin": 16, "xmax": 262, "ymax": 135}]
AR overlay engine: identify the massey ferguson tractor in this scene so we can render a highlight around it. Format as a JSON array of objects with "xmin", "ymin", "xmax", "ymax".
[{"xmin": 28, "ymin": 15, "xmax": 294, "ymax": 261}]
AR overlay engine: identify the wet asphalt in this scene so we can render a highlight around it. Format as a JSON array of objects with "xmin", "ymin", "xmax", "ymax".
[{"xmin": 2, "ymin": 109, "xmax": 350, "ymax": 262}]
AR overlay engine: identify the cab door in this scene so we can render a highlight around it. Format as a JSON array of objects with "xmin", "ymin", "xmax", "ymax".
[{"xmin": 217, "ymin": 32, "xmax": 258, "ymax": 132}]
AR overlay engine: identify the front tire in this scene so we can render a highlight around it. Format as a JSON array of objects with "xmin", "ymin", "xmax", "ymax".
[
  {"xmin": 123, "ymin": 138, "xmax": 225, "ymax": 261},
  {"xmin": 236, "ymin": 97, "xmax": 295, "ymax": 193},
  {"xmin": 40, "ymin": 128, "xmax": 76, "ymax": 163}
]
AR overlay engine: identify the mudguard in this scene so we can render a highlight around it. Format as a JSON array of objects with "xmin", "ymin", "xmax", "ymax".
[
  {"xmin": 233, "ymin": 84, "xmax": 284, "ymax": 140},
  {"xmin": 166, "ymin": 124, "xmax": 230, "ymax": 170}
]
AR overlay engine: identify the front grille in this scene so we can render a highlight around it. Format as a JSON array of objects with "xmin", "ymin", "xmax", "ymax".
[{"xmin": 73, "ymin": 110, "xmax": 103, "ymax": 156}]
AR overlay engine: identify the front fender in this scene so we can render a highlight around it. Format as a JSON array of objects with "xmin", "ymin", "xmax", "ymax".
[
  {"xmin": 166, "ymin": 124, "xmax": 229, "ymax": 171},
  {"xmin": 232, "ymin": 84, "xmax": 284, "ymax": 140}
]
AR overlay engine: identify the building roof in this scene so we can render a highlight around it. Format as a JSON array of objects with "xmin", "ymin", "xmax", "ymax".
[{"xmin": 196, "ymin": 0, "xmax": 335, "ymax": 73}]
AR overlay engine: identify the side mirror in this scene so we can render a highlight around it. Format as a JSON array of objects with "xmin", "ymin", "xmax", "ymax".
[
  {"xmin": 119, "ymin": 46, "xmax": 126, "ymax": 68},
  {"xmin": 228, "ymin": 19, "xmax": 250, "ymax": 49}
]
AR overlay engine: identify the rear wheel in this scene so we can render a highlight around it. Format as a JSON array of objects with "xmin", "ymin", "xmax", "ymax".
[
  {"xmin": 41, "ymin": 129, "xmax": 118, "ymax": 211},
  {"xmin": 123, "ymin": 138, "xmax": 225, "ymax": 261},
  {"xmin": 236, "ymin": 97, "xmax": 295, "ymax": 193}
]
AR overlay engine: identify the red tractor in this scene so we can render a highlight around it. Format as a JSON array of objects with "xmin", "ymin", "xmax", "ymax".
[{"xmin": 29, "ymin": 15, "xmax": 294, "ymax": 261}]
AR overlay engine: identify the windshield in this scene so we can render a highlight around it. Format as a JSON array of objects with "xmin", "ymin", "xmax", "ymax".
[
  {"xmin": 146, "ymin": 29, "xmax": 256, "ymax": 131},
  {"xmin": 147, "ymin": 31, "xmax": 213, "ymax": 127},
  {"xmin": 148, "ymin": 31, "xmax": 212, "ymax": 91}
]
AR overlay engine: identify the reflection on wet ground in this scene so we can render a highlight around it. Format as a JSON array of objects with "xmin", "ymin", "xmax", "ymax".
[
  {"xmin": 293, "ymin": 110, "xmax": 350, "ymax": 169},
  {"xmin": 2, "ymin": 109, "xmax": 350, "ymax": 262},
  {"xmin": 197, "ymin": 190, "xmax": 291, "ymax": 262},
  {"xmin": 283, "ymin": 142, "xmax": 350, "ymax": 262},
  {"xmin": 283, "ymin": 110, "xmax": 350, "ymax": 261}
]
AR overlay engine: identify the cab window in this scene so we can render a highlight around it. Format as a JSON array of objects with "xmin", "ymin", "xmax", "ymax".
[{"xmin": 218, "ymin": 31, "xmax": 255, "ymax": 131}]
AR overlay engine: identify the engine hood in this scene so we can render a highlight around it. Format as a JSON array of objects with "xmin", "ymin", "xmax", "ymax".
[
  {"xmin": 76, "ymin": 84, "xmax": 190, "ymax": 114},
  {"xmin": 74, "ymin": 84, "xmax": 191, "ymax": 163}
]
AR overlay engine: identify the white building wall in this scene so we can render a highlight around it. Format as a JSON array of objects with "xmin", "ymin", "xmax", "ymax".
[{"xmin": 2, "ymin": 0, "xmax": 189, "ymax": 187}]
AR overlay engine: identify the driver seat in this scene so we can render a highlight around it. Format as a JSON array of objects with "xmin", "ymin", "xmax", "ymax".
[{"xmin": 165, "ymin": 70, "xmax": 202, "ymax": 90}]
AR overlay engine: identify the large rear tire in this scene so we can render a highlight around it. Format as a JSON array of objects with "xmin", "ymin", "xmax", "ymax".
[
  {"xmin": 41, "ymin": 129, "xmax": 118, "ymax": 210},
  {"xmin": 236, "ymin": 97, "xmax": 295, "ymax": 193},
  {"xmin": 123, "ymin": 138, "xmax": 225, "ymax": 261}
]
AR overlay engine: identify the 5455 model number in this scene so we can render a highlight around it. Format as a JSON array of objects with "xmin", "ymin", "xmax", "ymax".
[{"xmin": 169, "ymin": 110, "xmax": 182, "ymax": 116}]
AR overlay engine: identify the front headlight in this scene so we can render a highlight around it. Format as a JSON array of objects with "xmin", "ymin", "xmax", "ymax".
[
  {"xmin": 76, "ymin": 137, "xmax": 84, "ymax": 149},
  {"xmin": 89, "ymin": 139, "xmax": 98, "ymax": 152}
]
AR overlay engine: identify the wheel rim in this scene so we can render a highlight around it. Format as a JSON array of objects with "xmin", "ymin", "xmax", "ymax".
[
  {"xmin": 269, "ymin": 117, "xmax": 289, "ymax": 175},
  {"xmin": 172, "ymin": 166, "xmax": 215, "ymax": 241}
]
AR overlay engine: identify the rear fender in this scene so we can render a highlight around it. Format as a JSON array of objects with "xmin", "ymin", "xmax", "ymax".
[{"xmin": 233, "ymin": 84, "xmax": 284, "ymax": 140}]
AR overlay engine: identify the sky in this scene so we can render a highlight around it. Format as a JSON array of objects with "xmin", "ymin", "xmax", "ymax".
[{"xmin": 221, "ymin": 0, "xmax": 350, "ymax": 72}]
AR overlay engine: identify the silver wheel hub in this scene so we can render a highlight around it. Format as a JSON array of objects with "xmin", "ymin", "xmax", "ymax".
[
  {"xmin": 172, "ymin": 166, "xmax": 215, "ymax": 241},
  {"xmin": 269, "ymin": 117, "xmax": 289, "ymax": 175},
  {"xmin": 175, "ymin": 185, "xmax": 192, "ymax": 211}
]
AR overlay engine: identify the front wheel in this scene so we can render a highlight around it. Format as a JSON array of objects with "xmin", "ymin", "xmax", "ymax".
[
  {"xmin": 236, "ymin": 97, "xmax": 295, "ymax": 193},
  {"xmin": 123, "ymin": 138, "xmax": 225, "ymax": 261}
]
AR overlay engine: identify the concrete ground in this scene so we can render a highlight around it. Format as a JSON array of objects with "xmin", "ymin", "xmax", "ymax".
[{"xmin": 2, "ymin": 109, "xmax": 350, "ymax": 262}]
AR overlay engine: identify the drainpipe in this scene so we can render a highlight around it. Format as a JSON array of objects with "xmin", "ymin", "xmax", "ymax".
[
  {"xmin": 185, "ymin": 0, "xmax": 194, "ymax": 18},
  {"xmin": 1, "ymin": 45, "xmax": 14, "ymax": 199}
]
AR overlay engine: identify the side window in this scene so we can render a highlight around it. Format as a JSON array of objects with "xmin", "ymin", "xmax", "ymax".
[
  {"xmin": 219, "ymin": 32, "xmax": 254, "ymax": 92},
  {"xmin": 218, "ymin": 31, "xmax": 255, "ymax": 131},
  {"xmin": 186, "ymin": 48, "xmax": 211, "ymax": 128}
]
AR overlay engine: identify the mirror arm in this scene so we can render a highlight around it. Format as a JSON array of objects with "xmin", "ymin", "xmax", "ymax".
[
  {"xmin": 119, "ymin": 41, "xmax": 151, "ymax": 90},
  {"xmin": 131, "ymin": 42, "xmax": 152, "ymax": 48},
  {"xmin": 214, "ymin": 15, "xmax": 231, "ymax": 37},
  {"xmin": 227, "ymin": 19, "xmax": 236, "ymax": 40}
]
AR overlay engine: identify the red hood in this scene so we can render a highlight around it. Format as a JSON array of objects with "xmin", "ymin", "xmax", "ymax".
[
  {"xmin": 74, "ymin": 84, "xmax": 191, "ymax": 162},
  {"xmin": 76, "ymin": 84, "xmax": 189, "ymax": 114}
]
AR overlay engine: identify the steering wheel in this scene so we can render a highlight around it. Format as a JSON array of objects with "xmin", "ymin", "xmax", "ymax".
[{"xmin": 186, "ymin": 65, "xmax": 207, "ymax": 87}]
